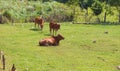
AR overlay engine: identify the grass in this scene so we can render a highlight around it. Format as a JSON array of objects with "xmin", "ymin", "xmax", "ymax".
[{"xmin": 0, "ymin": 22, "xmax": 120, "ymax": 71}]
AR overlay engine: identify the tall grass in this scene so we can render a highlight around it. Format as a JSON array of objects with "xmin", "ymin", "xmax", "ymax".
[{"xmin": 0, "ymin": 1, "xmax": 73, "ymax": 23}]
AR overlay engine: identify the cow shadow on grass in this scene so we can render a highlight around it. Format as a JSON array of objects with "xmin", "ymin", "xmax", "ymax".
[
  {"xmin": 44, "ymin": 33, "xmax": 51, "ymax": 36},
  {"xmin": 37, "ymin": 45, "xmax": 58, "ymax": 47},
  {"xmin": 30, "ymin": 28, "xmax": 41, "ymax": 31}
]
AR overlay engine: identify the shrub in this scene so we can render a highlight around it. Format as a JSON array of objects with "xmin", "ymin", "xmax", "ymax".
[{"xmin": 3, "ymin": 10, "xmax": 11, "ymax": 20}]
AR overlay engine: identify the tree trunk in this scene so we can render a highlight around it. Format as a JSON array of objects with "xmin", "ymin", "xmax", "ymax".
[
  {"xmin": 104, "ymin": 12, "xmax": 107, "ymax": 23},
  {"xmin": 0, "ymin": 15, "xmax": 3, "ymax": 24},
  {"xmin": 97, "ymin": 16, "xmax": 100, "ymax": 23},
  {"xmin": 85, "ymin": 9, "xmax": 88, "ymax": 22},
  {"xmin": 119, "ymin": 10, "xmax": 120, "ymax": 22},
  {"xmin": 72, "ymin": 6, "xmax": 75, "ymax": 24}
]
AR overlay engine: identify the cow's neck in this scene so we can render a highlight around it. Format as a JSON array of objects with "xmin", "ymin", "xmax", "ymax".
[{"xmin": 54, "ymin": 37, "xmax": 60, "ymax": 44}]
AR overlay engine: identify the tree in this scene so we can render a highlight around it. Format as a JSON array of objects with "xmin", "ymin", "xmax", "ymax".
[
  {"xmin": 100, "ymin": 0, "xmax": 112, "ymax": 23},
  {"xmin": 66, "ymin": 0, "xmax": 79, "ymax": 23},
  {"xmin": 79, "ymin": 0, "xmax": 94, "ymax": 14},
  {"xmin": 109, "ymin": 0, "xmax": 120, "ymax": 22},
  {"xmin": 79, "ymin": 0, "xmax": 94, "ymax": 22},
  {"xmin": 91, "ymin": 0, "xmax": 103, "ymax": 22},
  {"xmin": 43, "ymin": 0, "xmax": 53, "ymax": 2},
  {"xmin": 54, "ymin": 0, "xmax": 69, "ymax": 3},
  {"xmin": 79, "ymin": 0, "xmax": 93, "ymax": 9}
]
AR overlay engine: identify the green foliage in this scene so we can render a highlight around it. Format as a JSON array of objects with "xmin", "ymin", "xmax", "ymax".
[
  {"xmin": 91, "ymin": 0, "xmax": 103, "ymax": 16},
  {"xmin": 0, "ymin": 0, "xmax": 120, "ymax": 23},
  {"xmin": 0, "ymin": 1, "xmax": 73, "ymax": 23},
  {"xmin": 109, "ymin": 0, "xmax": 120, "ymax": 22},
  {"xmin": 54, "ymin": 0, "xmax": 68, "ymax": 3},
  {"xmin": 79, "ymin": 0, "xmax": 94, "ymax": 10},
  {"xmin": 109, "ymin": 0, "xmax": 120, "ymax": 6},
  {"xmin": 28, "ymin": 0, "xmax": 42, "ymax": 1},
  {"xmin": 67, "ymin": 0, "xmax": 79, "ymax": 5},
  {"xmin": 3, "ymin": 10, "xmax": 11, "ymax": 20}
]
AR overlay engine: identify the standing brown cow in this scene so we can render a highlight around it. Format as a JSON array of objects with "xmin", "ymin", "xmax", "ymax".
[
  {"xmin": 39, "ymin": 34, "xmax": 64, "ymax": 46},
  {"xmin": 35, "ymin": 16, "xmax": 44, "ymax": 30},
  {"xmin": 49, "ymin": 21, "xmax": 60, "ymax": 36}
]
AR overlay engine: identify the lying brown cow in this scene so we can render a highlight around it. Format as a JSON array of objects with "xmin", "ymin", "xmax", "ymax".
[
  {"xmin": 35, "ymin": 16, "xmax": 44, "ymax": 30},
  {"xmin": 39, "ymin": 34, "xmax": 64, "ymax": 46},
  {"xmin": 49, "ymin": 21, "xmax": 60, "ymax": 36}
]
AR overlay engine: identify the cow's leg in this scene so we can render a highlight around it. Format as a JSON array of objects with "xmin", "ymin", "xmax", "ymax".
[
  {"xmin": 50, "ymin": 28, "xmax": 53, "ymax": 35},
  {"xmin": 38, "ymin": 24, "xmax": 39, "ymax": 28},
  {"xmin": 41, "ymin": 25, "xmax": 43, "ymax": 31},
  {"xmin": 35, "ymin": 22, "xmax": 37, "ymax": 28},
  {"xmin": 53, "ymin": 29, "xmax": 55, "ymax": 36},
  {"xmin": 50, "ymin": 28, "xmax": 52, "ymax": 35}
]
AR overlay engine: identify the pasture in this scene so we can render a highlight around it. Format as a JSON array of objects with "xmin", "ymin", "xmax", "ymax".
[{"xmin": 0, "ymin": 23, "xmax": 120, "ymax": 71}]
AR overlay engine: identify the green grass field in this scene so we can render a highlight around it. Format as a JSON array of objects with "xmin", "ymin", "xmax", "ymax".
[{"xmin": 0, "ymin": 23, "xmax": 120, "ymax": 71}]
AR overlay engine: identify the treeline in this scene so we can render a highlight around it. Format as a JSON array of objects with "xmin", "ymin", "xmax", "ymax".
[
  {"xmin": 0, "ymin": 0, "xmax": 120, "ymax": 24},
  {"xmin": 31, "ymin": 0, "xmax": 120, "ymax": 23},
  {"xmin": 57, "ymin": 0, "xmax": 120, "ymax": 23}
]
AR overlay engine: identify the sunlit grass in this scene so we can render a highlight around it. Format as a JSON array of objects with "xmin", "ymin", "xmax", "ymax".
[{"xmin": 0, "ymin": 23, "xmax": 120, "ymax": 71}]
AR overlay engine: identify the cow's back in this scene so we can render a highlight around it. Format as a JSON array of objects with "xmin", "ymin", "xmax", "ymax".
[
  {"xmin": 54, "ymin": 23, "xmax": 60, "ymax": 30},
  {"xmin": 35, "ymin": 17, "xmax": 44, "ymax": 25},
  {"xmin": 39, "ymin": 37, "xmax": 56, "ymax": 46},
  {"xmin": 49, "ymin": 21, "xmax": 55, "ymax": 28}
]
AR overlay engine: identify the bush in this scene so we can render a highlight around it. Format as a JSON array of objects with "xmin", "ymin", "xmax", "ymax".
[
  {"xmin": 3, "ymin": 10, "xmax": 11, "ymax": 20},
  {"xmin": 91, "ymin": 1, "xmax": 102, "ymax": 16},
  {"xmin": 0, "ymin": 1, "xmax": 74, "ymax": 23}
]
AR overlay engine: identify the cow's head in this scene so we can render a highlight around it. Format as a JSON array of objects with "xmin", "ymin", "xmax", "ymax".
[{"xmin": 57, "ymin": 34, "xmax": 64, "ymax": 40}]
